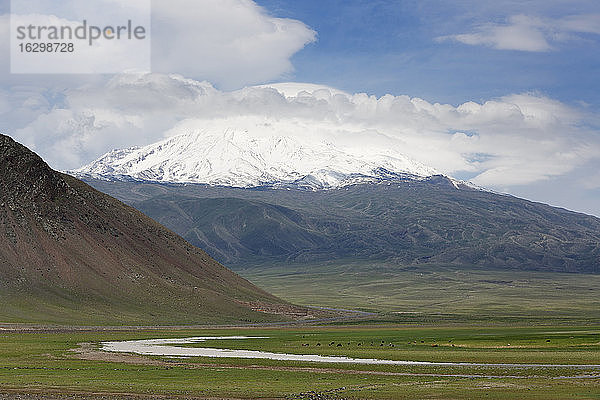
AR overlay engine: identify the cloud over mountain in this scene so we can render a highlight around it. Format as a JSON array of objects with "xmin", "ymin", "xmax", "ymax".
[{"xmin": 6, "ymin": 73, "xmax": 599, "ymax": 191}]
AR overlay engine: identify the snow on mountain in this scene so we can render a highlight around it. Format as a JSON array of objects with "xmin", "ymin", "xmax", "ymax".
[{"xmin": 71, "ymin": 120, "xmax": 446, "ymax": 189}]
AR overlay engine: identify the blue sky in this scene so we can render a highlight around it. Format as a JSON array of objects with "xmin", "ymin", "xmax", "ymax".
[{"xmin": 257, "ymin": 0, "xmax": 600, "ymax": 108}]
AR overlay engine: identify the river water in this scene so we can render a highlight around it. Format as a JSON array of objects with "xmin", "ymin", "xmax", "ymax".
[{"xmin": 101, "ymin": 336, "xmax": 600, "ymax": 369}]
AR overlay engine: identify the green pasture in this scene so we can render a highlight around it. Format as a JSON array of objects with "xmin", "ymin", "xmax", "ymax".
[
  {"xmin": 238, "ymin": 263, "xmax": 600, "ymax": 324},
  {"xmin": 0, "ymin": 325, "xmax": 598, "ymax": 399}
]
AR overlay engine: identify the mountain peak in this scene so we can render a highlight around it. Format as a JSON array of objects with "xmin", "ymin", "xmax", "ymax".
[
  {"xmin": 0, "ymin": 134, "xmax": 73, "ymax": 211},
  {"xmin": 72, "ymin": 126, "xmax": 443, "ymax": 189}
]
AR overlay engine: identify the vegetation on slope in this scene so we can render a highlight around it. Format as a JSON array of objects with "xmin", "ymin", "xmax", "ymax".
[{"xmin": 87, "ymin": 179, "xmax": 600, "ymax": 273}]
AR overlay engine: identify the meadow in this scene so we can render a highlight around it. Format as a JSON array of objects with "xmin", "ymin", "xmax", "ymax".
[
  {"xmin": 0, "ymin": 325, "xmax": 598, "ymax": 399},
  {"xmin": 238, "ymin": 262, "xmax": 600, "ymax": 324},
  {"xmin": 1, "ymin": 262, "xmax": 599, "ymax": 399}
]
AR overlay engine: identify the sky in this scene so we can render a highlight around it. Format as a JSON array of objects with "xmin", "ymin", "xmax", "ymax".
[
  {"xmin": 257, "ymin": 0, "xmax": 600, "ymax": 106},
  {"xmin": 1, "ymin": 0, "xmax": 599, "ymax": 216}
]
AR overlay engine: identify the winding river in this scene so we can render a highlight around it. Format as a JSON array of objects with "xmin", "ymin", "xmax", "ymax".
[{"xmin": 101, "ymin": 336, "xmax": 600, "ymax": 369}]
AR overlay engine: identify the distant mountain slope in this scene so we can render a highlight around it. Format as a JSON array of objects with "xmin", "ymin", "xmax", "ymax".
[
  {"xmin": 134, "ymin": 196, "xmax": 326, "ymax": 264},
  {"xmin": 0, "ymin": 134, "xmax": 294, "ymax": 325},
  {"xmin": 85, "ymin": 179, "xmax": 600, "ymax": 273}
]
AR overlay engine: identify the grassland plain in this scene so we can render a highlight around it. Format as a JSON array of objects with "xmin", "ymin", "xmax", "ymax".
[
  {"xmin": 0, "ymin": 325, "xmax": 598, "ymax": 399},
  {"xmin": 237, "ymin": 262, "xmax": 600, "ymax": 324}
]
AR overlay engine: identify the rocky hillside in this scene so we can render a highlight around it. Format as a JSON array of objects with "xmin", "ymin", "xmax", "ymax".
[{"xmin": 0, "ymin": 134, "xmax": 296, "ymax": 325}]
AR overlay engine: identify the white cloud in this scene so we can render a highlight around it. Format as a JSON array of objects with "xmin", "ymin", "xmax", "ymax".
[
  {"xmin": 438, "ymin": 14, "xmax": 600, "ymax": 52},
  {"xmin": 0, "ymin": 0, "xmax": 316, "ymax": 87},
  {"xmin": 150, "ymin": 0, "xmax": 316, "ymax": 88},
  {"xmin": 581, "ymin": 171, "xmax": 600, "ymax": 190},
  {"xmin": 5, "ymin": 72, "xmax": 600, "ymax": 190},
  {"xmin": 559, "ymin": 14, "xmax": 600, "ymax": 35},
  {"xmin": 0, "ymin": 90, "xmax": 10, "ymax": 115}
]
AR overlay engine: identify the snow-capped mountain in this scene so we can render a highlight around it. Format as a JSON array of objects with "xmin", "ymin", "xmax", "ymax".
[{"xmin": 71, "ymin": 126, "xmax": 451, "ymax": 189}]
